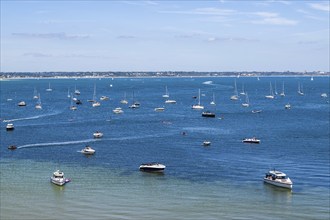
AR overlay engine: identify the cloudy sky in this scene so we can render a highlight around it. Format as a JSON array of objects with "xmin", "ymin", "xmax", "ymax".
[{"xmin": 1, "ymin": 0, "xmax": 329, "ymax": 72}]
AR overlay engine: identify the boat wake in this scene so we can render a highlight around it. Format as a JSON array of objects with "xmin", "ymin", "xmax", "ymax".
[
  {"xmin": 3, "ymin": 111, "xmax": 61, "ymax": 123},
  {"xmin": 17, "ymin": 139, "xmax": 96, "ymax": 149}
]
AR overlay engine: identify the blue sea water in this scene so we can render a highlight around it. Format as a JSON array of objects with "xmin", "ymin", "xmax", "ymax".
[{"xmin": 0, "ymin": 76, "xmax": 329, "ymax": 219}]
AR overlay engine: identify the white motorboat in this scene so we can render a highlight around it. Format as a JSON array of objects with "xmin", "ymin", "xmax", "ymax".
[
  {"xmin": 18, "ymin": 101, "xmax": 26, "ymax": 106},
  {"xmin": 242, "ymin": 137, "xmax": 260, "ymax": 144},
  {"xmin": 50, "ymin": 170, "xmax": 70, "ymax": 186},
  {"xmin": 154, "ymin": 107, "xmax": 165, "ymax": 112},
  {"xmin": 80, "ymin": 146, "xmax": 95, "ymax": 155},
  {"xmin": 139, "ymin": 163, "xmax": 166, "ymax": 172},
  {"xmin": 113, "ymin": 107, "xmax": 124, "ymax": 114},
  {"xmin": 264, "ymin": 170, "xmax": 293, "ymax": 189},
  {"xmin": 6, "ymin": 123, "xmax": 14, "ymax": 130},
  {"xmin": 252, "ymin": 109, "xmax": 262, "ymax": 114},
  {"xmin": 285, "ymin": 103, "xmax": 291, "ymax": 109},
  {"xmin": 203, "ymin": 140, "xmax": 211, "ymax": 146},
  {"xmin": 100, "ymin": 96, "xmax": 109, "ymax": 101},
  {"xmin": 121, "ymin": 99, "xmax": 128, "ymax": 104},
  {"xmin": 165, "ymin": 99, "xmax": 176, "ymax": 104},
  {"xmin": 202, "ymin": 111, "xmax": 215, "ymax": 118},
  {"xmin": 321, "ymin": 93, "xmax": 328, "ymax": 98},
  {"xmin": 93, "ymin": 131, "xmax": 103, "ymax": 138}
]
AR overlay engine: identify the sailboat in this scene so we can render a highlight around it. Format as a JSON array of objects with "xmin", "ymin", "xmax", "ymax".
[
  {"xmin": 67, "ymin": 88, "xmax": 71, "ymax": 98},
  {"xmin": 33, "ymin": 87, "xmax": 39, "ymax": 99},
  {"xmin": 192, "ymin": 89, "xmax": 204, "ymax": 109},
  {"xmin": 92, "ymin": 84, "xmax": 101, "ymax": 107},
  {"xmin": 120, "ymin": 92, "xmax": 128, "ymax": 104},
  {"xmin": 210, "ymin": 93, "xmax": 216, "ymax": 105},
  {"xmin": 46, "ymin": 83, "xmax": 52, "ymax": 92},
  {"xmin": 274, "ymin": 81, "xmax": 278, "ymax": 95},
  {"xmin": 230, "ymin": 80, "xmax": 239, "ymax": 100},
  {"xmin": 242, "ymin": 92, "xmax": 249, "ymax": 107},
  {"xmin": 265, "ymin": 82, "xmax": 275, "ymax": 99},
  {"xmin": 297, "ymin": 82, "xmax": 304, "ymax": 96},
  {"xmin": 74, "ymin": 86, "xmax": 80, "ymax": 95},
  {"xmin": 162, "ymin": 86, "xmax": 169, "ymax": 98},
  {"xmin": 35, "ymin": 93, "xmax": 42, "ymax": 109},
  {"xmin": 240, "ymin": 84, "xmax": 246, "ymax": 96},
  {"xmin": 129, "ymin": 91, "xmax": 140, "ymax": 108},
  {"xmin": 280, "ymin": 82, "xmax": 285, "ymax": 97}
]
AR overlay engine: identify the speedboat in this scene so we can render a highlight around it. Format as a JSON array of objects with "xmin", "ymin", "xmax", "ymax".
[
  {"xmin": 263, "ymin": 170, "xmax": 293, "ymax": 189},
  {"xmin": 50, "ymin": 170, "xmax": 70, "ymax": 186},
  {"xmin": 242, "ymin": 137, "xmax": 260, "ymax": 144},
  {"xmin": 202, "ymin": 111, "xmax": 215, "ymax": 118},
  {"xmin": 8, "ymin": 145, "xmax": 17, "ymax": 150},
  {"xmin": 80, "ymin": 146, "xmax": 95, "ymax": 155},
  {"xmin": 6, "ymin": 123, "xmax": 14, "ymax": 130},
  {"xmin": 139, "ymin": 163, "xmax": 166, "ymax": 172},
  {"xmin": 18, "ymin": 101, "xmax": 26, "ymax": 106},
  {"xmin": 93, "ymin": 131, "xmax": 103, "ymax": 138}
]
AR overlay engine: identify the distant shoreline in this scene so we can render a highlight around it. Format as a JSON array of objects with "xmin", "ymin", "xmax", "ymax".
[{"xmin": 1, "ymin": 71, "xmax": 329, "ymax": 80}]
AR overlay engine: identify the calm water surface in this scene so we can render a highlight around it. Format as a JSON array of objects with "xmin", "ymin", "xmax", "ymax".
[{"xmin": 1, "ymin": 77, "xmax": 329, "ymax": 219}]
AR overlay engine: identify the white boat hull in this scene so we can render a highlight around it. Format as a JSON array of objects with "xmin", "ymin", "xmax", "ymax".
[
  {"xmin": 50, "ymin": 177, "xmax": 68, "ymax": 186},
  {"xmin": 264, "ymin": 178, "xmax": 292, "ymax": 189}
]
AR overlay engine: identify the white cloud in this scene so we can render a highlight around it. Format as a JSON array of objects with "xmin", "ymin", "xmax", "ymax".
[
  {"xmin": 309, "ymin": 2, "xmax": 330, "ymax": 12},
  {"xmin": 12, "ymin": 32, "xmax": 90, "ymax": 40},
  {"xmin": 251, "ymin": 11, "xmax": 298, "ymax": 25},
  {"xmin": 159, "ymin": 7, "xmax": 236, "ymax": 16}
]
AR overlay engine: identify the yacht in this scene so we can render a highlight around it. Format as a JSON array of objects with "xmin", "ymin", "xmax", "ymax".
[
  {"xmin": 93, "ymin": 131, "xmax": 103, "ymax": 138},
  {"xmin": 80, "ymin": 146, "xmax": 95, "ymax": 155},
  {"xmin": 242, "ymin": 137, "xmax": 260, "ymax": 144},
  {"xmin": 264, "ymin": 170, "xmax": 293, "ymax": 189},
  {"xmin": 139, "ymin": 163, "xmax": 166, "ymax": 172},
  {"xmin": 50, "ymin": 170, "xmax": 70, "ymax": 186},
  {"xmin": 6, "ymin": 123, "xmax": 14, "ymax": 130}
]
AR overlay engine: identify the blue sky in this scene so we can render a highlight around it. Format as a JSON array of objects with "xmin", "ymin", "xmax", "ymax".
[{"xmin": 1, "ymin": 0, "xmax": 329, "ymax": 72}]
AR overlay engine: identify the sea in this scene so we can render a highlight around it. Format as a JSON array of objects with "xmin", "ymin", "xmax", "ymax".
[{"xmin": 0, "ymin": 76, "xmax": 329, "ymax": 220}]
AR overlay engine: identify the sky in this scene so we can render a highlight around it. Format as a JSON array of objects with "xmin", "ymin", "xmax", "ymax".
[{"xmin": 1, "ymin": 0, "xmax": 329, "ymax": 72}]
